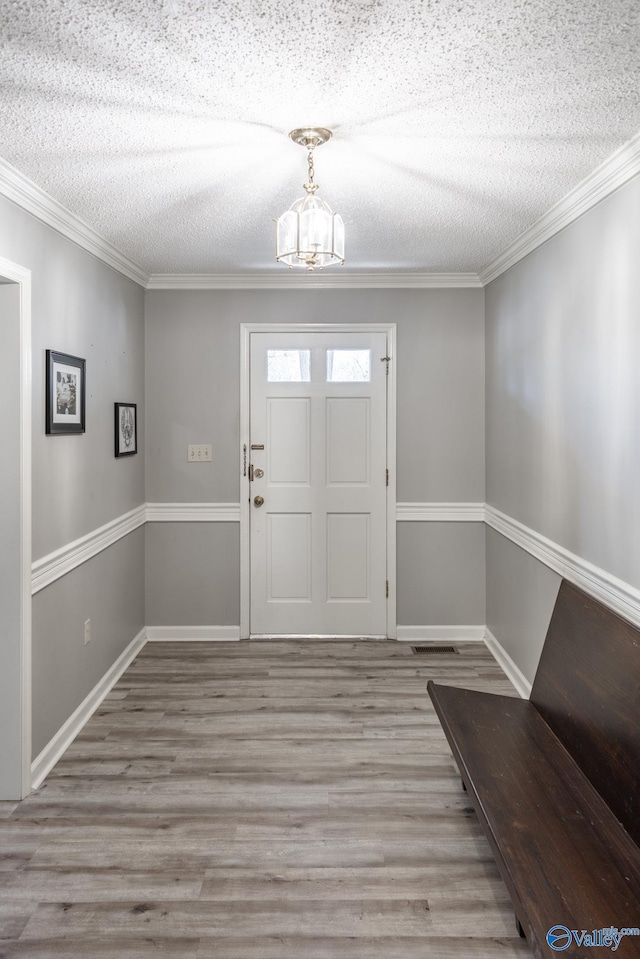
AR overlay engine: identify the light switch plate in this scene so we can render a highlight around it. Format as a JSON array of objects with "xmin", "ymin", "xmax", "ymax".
[{"xmin": 188, "ymin": 444, "xmax": 212, "ymax": 462}]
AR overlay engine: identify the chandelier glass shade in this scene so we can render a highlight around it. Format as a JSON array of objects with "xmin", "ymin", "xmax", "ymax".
[{"xmin": 275, "ymin": 128, "xmax": 345, "ymax": 272}]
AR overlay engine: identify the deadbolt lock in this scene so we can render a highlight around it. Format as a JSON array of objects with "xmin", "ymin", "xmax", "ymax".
[
  {"xmin": 254, "ymin": 468, "xmax": 264, "ymax": 479},
  {"xmin": 254, "ymin": 495, "xmax": 264, "ymax": 507}
]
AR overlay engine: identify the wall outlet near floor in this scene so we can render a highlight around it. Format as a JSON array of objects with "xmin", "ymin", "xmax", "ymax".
[
  {"xmin": 84, "ymin": 619, "xmax": 91, "ymax": 646},
  {"xmin": 188, "ymin": 444, "xmax": 212, "ymax": 462}
]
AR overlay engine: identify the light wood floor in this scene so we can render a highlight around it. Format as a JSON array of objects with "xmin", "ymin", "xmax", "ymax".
[{"xmin": 0, "ymin": 639, "xmax": 533, "ymax": 958}]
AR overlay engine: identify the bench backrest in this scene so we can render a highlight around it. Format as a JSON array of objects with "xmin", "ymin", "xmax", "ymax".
[{"xmin": 531, "ymin": 580, "xmax": 640, "ymax": 846}]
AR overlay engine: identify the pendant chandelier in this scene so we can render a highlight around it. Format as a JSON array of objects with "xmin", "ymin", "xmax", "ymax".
[{"xmin": 275, "ymin": 127, "xmax": 345, "ymax": 272}]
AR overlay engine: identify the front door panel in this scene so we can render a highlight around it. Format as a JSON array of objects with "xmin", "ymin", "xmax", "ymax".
[{"xmin": 250, "ymin": 330, "xmax": 388, "ymax": 636}]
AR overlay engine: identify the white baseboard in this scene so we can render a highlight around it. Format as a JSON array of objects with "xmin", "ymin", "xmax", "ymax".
[
  {"xmin": 396, "ymin": 625, "xmax": 486, "ymax": 642},
  {"xmin": 484, "ymin": 628, "xmax": 532, "ymax": 699},
  {"xmin": 27, "ymin": 621, "xmax": 531, "ymax": 793},
  {"xmin": 396, "ymin": 624, "xmax": 532, "ymax": 699},
  {"xmin": 145, "ymin": 625, "xmax": 241, "ymax": 641},
  {"xmin": 30, "ymin": 627, "xmax": 147, "ymax": 790}
]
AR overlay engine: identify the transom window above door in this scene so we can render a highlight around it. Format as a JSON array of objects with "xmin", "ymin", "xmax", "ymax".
[
  {"xmin": 267, "ymin": 349, "xmax": 311, "ymax": 382},
  {"xmin": 266, "ymin": 347, "xmax": 371, "ymax": 383},
  {"xmin": 327, "ymin": 349, "xmax": 371, "ymax": 382}
]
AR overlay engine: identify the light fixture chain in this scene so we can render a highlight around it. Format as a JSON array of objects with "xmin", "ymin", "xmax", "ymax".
[{"xmin": 304, "ymin": 148, "xmax": 319, "ymax": 194}]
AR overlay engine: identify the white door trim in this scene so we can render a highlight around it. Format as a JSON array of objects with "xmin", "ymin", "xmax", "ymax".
[
  {"xmin": 0, "ymin": 255, "xmax": 32, "ymax": 798},
  {"xmin": 240, "ymin": 322, "xmax": 397, "ymax": 640}
]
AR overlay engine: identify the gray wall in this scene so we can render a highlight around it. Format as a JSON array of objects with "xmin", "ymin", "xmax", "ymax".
[
  {"xmin": 145, "ymin": 523, "xmax": 240, "ymax": 627},
  {"xmin": 397, "ymin": 523, "xmax": 485, "ymax": 626},
  {"xmin": 32, "ymin": 529, "xmax": 145, "ymax": 756},
  {"xmin": 145, "ymin": 288, "xmax": 486, "ymax": 627},
  {"xmin": 7, "ymin": 155, "xmax": 637, "ymax": 764},
  {"xmin": 485, "ymin": 174, "xmax": 640, "ymax": 681},
  {"xmin": 485, "ymin": 529, "xmax": 560, "ymax": 682},
  {"xmin": 0, "ymin": 195, "xmax": 146, "ymax": 762}
]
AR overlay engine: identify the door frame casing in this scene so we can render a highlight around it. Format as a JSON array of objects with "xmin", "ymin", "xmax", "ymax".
[
  {"xmin": 240, "ymin": 322, "xmax": 397, "ymax": 640},
  {"xmin": 0, "ymin": 255, "xmax": 32, "ymax": 798}
]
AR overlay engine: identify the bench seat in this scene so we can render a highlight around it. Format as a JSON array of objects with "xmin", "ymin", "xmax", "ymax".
[{"xmin": 428, "ymin": 680, "xmax": 640, "ymax": 957}]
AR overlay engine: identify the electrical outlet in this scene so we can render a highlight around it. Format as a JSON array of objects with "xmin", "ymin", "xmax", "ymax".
[
  {"xmin": 188, "ymin": 444, "xmax": 212, "ymax": 462},
  {"xmin": 84, "ymin": 619, "xmax": 91, "ymax": 646}
]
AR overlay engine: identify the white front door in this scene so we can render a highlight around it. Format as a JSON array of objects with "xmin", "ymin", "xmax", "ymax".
[{"xmin": 249, "ymin": 330, "xmax": 389, "ymax": 637}]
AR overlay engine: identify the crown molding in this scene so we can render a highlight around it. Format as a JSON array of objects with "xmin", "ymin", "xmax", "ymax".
[
  {"xmin": 0, "ymin": 158, "xmax": 149, "ymax": 288},
  {"xmin": 479, "ymin": 130, "xmax": 640, "ymax": 285},
  {"xmin": 145, "ymin": 272, "xmax": 483, "ymax": 290},
  {"xmin": 5, "ymin": 126, "xmax": 639, "ymax": 293}
]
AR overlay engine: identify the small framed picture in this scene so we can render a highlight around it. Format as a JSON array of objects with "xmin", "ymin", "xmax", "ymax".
[
  {"xmin": 115, "ymin": 403, "xmax": 137, "ymax": 457},
  {"xmin": 46, "ymin": 350, "xmax": 86, "ymax": 435}
]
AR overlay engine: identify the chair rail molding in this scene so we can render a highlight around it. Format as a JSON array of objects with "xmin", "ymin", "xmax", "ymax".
[
  {"xmin": 145, "ymin": 503, "xmax": 241, "ymax": 522},
  {"xmin": 397, "ymin": 502, "xmax": 485, "ymax": 522},
  {"xmin": 485, "ymin": 505, "xmax": 640, "ymax": 630},
  {"xmin": 31, "ymin": 505, "xmax": 147, "ymax": 594},
  {"xmin": 31, "ymin": 501, "xmax": 640, "ymax": 637}
]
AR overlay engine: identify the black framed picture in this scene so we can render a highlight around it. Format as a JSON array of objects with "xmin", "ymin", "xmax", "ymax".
[
  {"xmin": 115, "ymin": 403, "xmax": 137, "ymax": 457},
  {"xmin": 46, "ymin": 350, "xmax": 86, "ymax": 435}
]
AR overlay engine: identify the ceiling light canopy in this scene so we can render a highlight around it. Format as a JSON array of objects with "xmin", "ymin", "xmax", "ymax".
[{"xmin": 275, "ymin": 128, "xmax": 345, "ymax": 272}]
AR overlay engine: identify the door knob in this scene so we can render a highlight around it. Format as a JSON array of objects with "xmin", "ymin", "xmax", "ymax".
[{"xmin": 254, "ymin": 495, "xmax": 264, "ymax": 507}]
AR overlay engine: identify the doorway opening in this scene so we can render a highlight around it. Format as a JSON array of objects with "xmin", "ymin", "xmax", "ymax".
[{"xmin": 0, "ymin": 256, "xmax": 32, "ymax": 799}]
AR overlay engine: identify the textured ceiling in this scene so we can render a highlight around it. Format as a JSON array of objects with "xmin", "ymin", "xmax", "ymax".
[{"xmin": 1, "ymin": 0, "xmax": 640, "ymax": 275}]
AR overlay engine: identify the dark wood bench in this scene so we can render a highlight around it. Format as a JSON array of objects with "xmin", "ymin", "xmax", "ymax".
[{"xmin": 428, "ymin": 580, "xmax": 640, "ymax": 957}]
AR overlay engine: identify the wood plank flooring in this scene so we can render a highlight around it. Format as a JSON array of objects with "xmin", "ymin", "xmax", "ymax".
[{"xmin": 0, "ymin": 639, "xmax": 533, "ymax": 958}]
